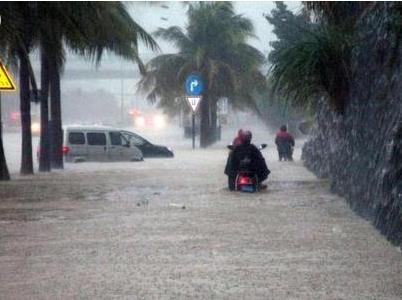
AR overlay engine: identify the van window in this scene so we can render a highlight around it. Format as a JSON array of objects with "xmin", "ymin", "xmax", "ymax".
[
  {"xmin": 109, "ymin": 132, "xmax": 123, "ymax": 146},
  {"xmin": 87, "ymin": 132, "xmax": 106, "ymax": 145},
  {"xmin": 69, "ymin": 132, "xmax": 85, "ymax": 145},
  {"xmin": 122, "ymin": 132, "xmax": 145, "ymax": 146}
]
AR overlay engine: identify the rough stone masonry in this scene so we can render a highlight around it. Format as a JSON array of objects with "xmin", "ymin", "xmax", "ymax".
[{"xmin": 302, "ymin": 3, "xmax": 402, "ymax": 246}]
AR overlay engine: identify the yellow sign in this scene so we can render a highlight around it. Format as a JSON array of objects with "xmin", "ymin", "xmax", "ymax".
[{"xmin": 0, "ymin": 61, "xmax": 16, "ymax": 91}]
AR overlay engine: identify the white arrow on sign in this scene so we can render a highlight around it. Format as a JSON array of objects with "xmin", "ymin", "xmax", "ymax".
[
  {"xmin": 186, "ymin": 96, "xmax": 202, "ymax": 112},
  {"xmin": 190, "ymin": 79, "xmax": 198, "ymax": 92}
]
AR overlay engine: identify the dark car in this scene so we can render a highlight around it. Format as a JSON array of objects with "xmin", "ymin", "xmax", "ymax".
[{"xmin": 121, "ymin": 130, "xmax": 174, "ymax": 158}]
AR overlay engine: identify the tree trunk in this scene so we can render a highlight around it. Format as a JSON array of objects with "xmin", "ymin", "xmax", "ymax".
[
  {"xmin": 210, "ymin": 99, "xmax": 217, "ymax": 129},
  {"xmin": 50, "ymin": 59, "xmax": 64, "ymax": 169},
  {"xmin": 0, "ymin": 134, "xmax": 10, "ymax": 181},
  {"xmin": 39, "ymin": 48, "xmax": 51, "ymax": 172},
  {"xmin": 200, "ymin": 94, "xmax": 210, "ymax": 148},
  {"xmin": 0, "ymin": 93, "xmax": 10, "ymax": 181},
  {"xmin": 19, "ymin": 50, "xmax": 34, "ymax": 175},
  {"xmin": 209, "ymin": 99, "xmax": 218, "ymax": 144}
]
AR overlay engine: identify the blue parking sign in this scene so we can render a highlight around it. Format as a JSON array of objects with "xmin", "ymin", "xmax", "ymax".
[{"xmin": 185, "ymin": 74, "xmax": 204, "ymax": 96}]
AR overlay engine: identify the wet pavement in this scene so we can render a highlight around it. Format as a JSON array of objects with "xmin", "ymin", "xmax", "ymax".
[{"xmin": 0, "ymin": 129, "xmax": 401, "ymax": 299}]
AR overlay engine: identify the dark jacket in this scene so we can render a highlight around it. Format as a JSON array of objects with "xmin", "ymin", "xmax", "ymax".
[
  {"xmin": 225, "ymin": 143, "xmax": 270, "ymax": 181},
  {"xmin": 275, "ymin": 131, "xmax": 295, "ymax": 153}
]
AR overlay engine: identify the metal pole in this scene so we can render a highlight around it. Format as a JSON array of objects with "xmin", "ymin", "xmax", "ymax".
[
  {"xmin": 192, "ymin": 112, "xmax": 195, "ymax": 149},
  {"xmin": 0, "ymin": 92, "xmax": 2, "ymax": 137},
  {"xmin": 120, "ymin": 60, "xmax": 124, "ymax": 124}
]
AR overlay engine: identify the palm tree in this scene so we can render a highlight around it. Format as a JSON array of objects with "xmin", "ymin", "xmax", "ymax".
[
  {"xmin": 269, "ymin": 24, "xmax": 353, "ymax": 113},
  {"xmin": 0, "ymin": 3, "xmax": 43, "ymax": 176},
  {"xmin": 42, "ymin": 2, "xmax": 157, "ymax": 169},
  {"xmin": 34, "ymin": 2, "xmax": 158, "ymax": 170},
  {"xmin": 268, "ymin": 2, "xmax": 369, "ymax": 113},
  {"xmin": 35, "ymin": 3, "xmax": 54, "ymax": 172},
  {"xmin": 139, "ymin": 2, "xmax": 265, "ymax": 147},
  {"xmin": 38, "ymin": 44, "xmax": 51, "ymax": 172},
  {"xmin": 0, "ymin": 4, "xmax": 16, "ymax": 180},
  {"xmin": 0, "ymin": 2, "xmax": 39, "ymax": 175},
  {"xmin": 0, "ymin": 2, "xmax": 158, "ymax": 174}
]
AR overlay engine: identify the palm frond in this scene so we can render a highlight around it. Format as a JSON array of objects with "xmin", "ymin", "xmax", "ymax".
[{"xmin": 154, "ymin": 26, "xmax": 192, "ymax": 49}]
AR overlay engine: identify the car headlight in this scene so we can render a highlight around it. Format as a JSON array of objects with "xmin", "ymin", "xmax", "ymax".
[
  {"xmin": 135, "ymin": 116, "xmax": 145, "ymax": 127},
  {"xmin": 153, "ymin": 115, "xmax": 166, "ymax": 129},
  {"xmin": 31, "ymin": 122, "xmax": 41, "ymax": 134}
]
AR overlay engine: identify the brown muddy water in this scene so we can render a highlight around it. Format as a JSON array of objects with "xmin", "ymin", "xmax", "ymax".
[{"xmin": 0, "ymin": 145, "xmax": 401, "ymax": 299}]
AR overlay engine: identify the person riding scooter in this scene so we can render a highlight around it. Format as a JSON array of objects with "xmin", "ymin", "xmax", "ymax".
[{"xmin": 225, "ymin": 130, "xmax": 270, "ymax": 190}]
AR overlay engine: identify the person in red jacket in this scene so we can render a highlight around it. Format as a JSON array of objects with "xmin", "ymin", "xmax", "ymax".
[
  {"xmin": 275, "ymin": 125, "xmax": 295, "ymax": 161},
  {"xmin": 232, "ymin": 129, "xmax": 244, "ymax": 147}
]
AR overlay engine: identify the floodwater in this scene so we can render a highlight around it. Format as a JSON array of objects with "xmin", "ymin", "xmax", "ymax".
[{"xmin": 0, "ymin": 123, "xmax": 401, "ymax": 299}]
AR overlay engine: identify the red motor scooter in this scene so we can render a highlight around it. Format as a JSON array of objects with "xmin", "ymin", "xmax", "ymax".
[{"xmin": 227, "ymin": 144, "xmax": 267, "ymax": 193}]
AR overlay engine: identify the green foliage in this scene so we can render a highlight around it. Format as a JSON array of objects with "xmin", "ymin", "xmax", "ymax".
[
  {"xmin": 270, "ymin": 24, "xmax": 353, "ymax": 112},
  {"xmin": 0, "ymin": 2, "xmax": 37, "ymax": 67},
  {"xmin": 266, "ymin": 2, "xmax": 355, "ymax": 113},
  {"xmin": 0, "ymin": 2, "xmax": 157, "ymax": 173},
  {"xmin": 303, "ymin": 1, "xmax": 370, "ymax": 26},
  {"xmin": 265, "ymin": 2, "xmax": 310, "ymax": 65},
  {"xmin": 139, "ymin": 2, "xmax": 265, "ymax": 115},
  {"xmin": 66, "ymin": 2, "xmax": 158, "ymax": 72},
  {"xmin": 0, "ymin": 2, "xmax": 158, "ymax": 71}
]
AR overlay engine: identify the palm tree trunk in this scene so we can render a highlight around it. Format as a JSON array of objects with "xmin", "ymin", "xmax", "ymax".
[
  {"xmin": 200, "ymin": 93, "xmax": 210, "ymax": 148},
  {"xmin": 0, "ymin": 92, "xmax": 10, "ymax": 181},
  {"xmin": 0, "ymin": 134, "xmax": 10, "ymax": 181},
  {"xmin": 50, "ymin": 58, "xmax": 64, "ymax": 169},
  {"xmin": 19, "ymin": 50, "xmax": 34, "ymax": 175},
  {"xmin": 39, "ymin": 48, "xmax": 51, "ymax": 172},
  {"xmin": 209, "ymin": 99, "xmax": 218, "ymax": 143}
]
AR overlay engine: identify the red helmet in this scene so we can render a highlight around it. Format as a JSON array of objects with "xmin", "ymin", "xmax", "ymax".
[{"xmin": 242, "ymin": 130, "xmax": 252, "ymax": 144}]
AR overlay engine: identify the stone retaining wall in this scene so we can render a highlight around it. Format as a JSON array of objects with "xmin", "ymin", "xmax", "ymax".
[{"xmin": 302, "ymin": 3, "xmax": 402, "ymax": 246}]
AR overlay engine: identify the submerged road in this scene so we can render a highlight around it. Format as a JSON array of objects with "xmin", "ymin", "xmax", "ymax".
[{"xmin": 0, "ymin": 128, "xmax": 401, "ymax": 299}]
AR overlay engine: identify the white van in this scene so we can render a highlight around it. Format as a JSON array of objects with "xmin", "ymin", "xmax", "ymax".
[{"xmin": 63, "ymin": 125, "xmax": 143, "ymax": 163}]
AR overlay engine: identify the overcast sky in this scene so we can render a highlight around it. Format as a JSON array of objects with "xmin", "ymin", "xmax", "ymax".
[
  {"xmin": 131, "ymin": 1, "xmax": 302, "ymax": 61},
  {"xmin": 61, "ymin": 1, "xmax": 302, "ymax": 97},
  {"xmin": 64, "ymin": 1, "xmax": 301, "ymax": 66}
]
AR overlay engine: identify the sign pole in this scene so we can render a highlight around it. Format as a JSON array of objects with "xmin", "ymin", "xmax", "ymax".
[
  {"xmin": 0, "ymin": 61, "xmax": 17, "ymax": 135},
  {"xmin": 0, "ymin": 92, "xmax": 2, "ymax": 137},
  {"xmin": 185, "ymin": 74, "xmax": 204, "ymax": 150},
  {"xmin": 0, "ymin": 61, "xmax": 16, "ymax": 180},
  {"xmin": 192, "ymin": 112, "xmax": 195, "ymax": 149}
]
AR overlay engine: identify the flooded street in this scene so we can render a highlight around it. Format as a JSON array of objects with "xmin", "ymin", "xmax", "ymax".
[
  {"xmin": 2, "ymin": 1, "xmax": 402, "ymax": 299},
  {"xmin": 0, "ymin": 128, "xmax": 401, "ymax": 299}
]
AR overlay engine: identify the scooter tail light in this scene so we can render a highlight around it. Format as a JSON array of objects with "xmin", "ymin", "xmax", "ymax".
[{"xmin": 238, "ymin": 176, "xmax": 250, "ymax": 185}]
